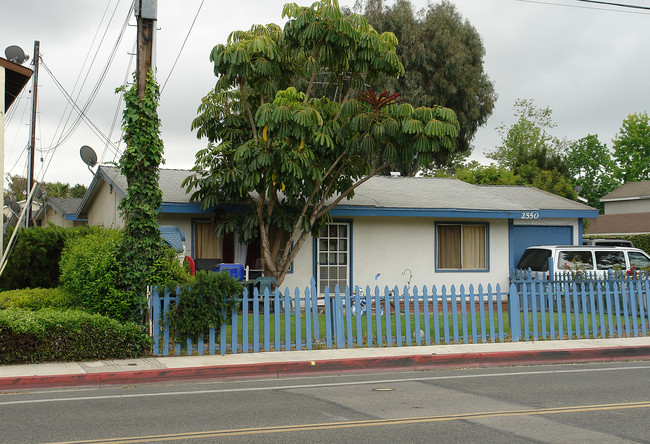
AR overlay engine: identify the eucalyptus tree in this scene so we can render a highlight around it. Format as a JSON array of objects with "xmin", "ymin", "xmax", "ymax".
[{"xmin": 184, "ymin": 0, "xmax": 459, "ymax": 285}]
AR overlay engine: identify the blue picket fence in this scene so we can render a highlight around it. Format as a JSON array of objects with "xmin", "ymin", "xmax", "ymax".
[
  {"xmin": 509, "ymin": 269, "xmax": 650, "ymax": 342},
  {"xmin": 150, "ymin": 280, "xmax": 510, "ymax": 357},
  {"xmin": 149, "ymin": 273, "xmax": 650, "ymax": 357}
]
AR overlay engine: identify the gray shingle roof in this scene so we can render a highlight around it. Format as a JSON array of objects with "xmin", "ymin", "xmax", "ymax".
[
  {"xmin": 85, "ymin": 166, "xmax": 594, "ymax": 214},
  {"xmin": 47, "ymin": 198, "xmax": 83, "ymax": 215},
  {"xmin": 601, "ymin": 181, "xmax": 650, "ymax": 201},
  {"xmin": 333, "ymin": 176, "xmax": 593, "ymax": 212}
]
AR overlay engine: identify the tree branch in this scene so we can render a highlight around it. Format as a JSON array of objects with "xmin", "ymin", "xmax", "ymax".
[{"xmin": 239, "ymin": 78, "xmax": 258, "ymax": 141}]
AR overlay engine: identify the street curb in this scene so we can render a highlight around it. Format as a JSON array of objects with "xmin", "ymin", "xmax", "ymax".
[{"xmin": 2, "ymin": 346, "xmax": 649, "ymax": 390}]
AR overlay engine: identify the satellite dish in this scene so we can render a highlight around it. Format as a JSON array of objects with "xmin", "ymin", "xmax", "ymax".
[
  {"xmin": 4, "ymin": 45, "xmax": 29, "ymax": 64},
  {"xmin": 80, "ymin": 145, "xmax": 98, "ymax": 169},
  {"xmin": 4, "ymin": 195, "xmax": 22, "ymax": 216}
]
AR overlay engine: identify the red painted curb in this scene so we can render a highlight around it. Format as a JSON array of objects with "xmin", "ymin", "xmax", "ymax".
[{"xmin": 1, "ymin": 346, "xmax": 649, "ymax": 390}]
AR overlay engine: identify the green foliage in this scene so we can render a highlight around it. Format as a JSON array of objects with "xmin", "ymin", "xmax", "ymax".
[
  {"xmin": 566, "ymin": 135, "xmax": 620, "ymax": 212},
  {"xmin": 185, "ymin": 0, "xmax": 459, "ymax": 285},
  {"xmin": 0, "ymin": 308, "xmax": 150, "ymax": 364},
  {"xmin": 59, "ymin": 228, "xmax": 136, "ymax": 323},
  {"xmin": 116, "ymin": 69, "xmax": 165, "ymax": 315},
  {"xmin": 4, "ymin": 174, "xmax": 87, "ymax": 201},
  {"xmin": 612, "ymin": 111, "xmax": 650, "ymax": 182},
  {"xmin": 451, "ymin": 161, "xmax": 523, "ymax": 185},
  {"xmin": 0, "ymin": 287, "xmax": 72, "ymax": 310},
  {"xmin": 0, "ymin": 225, "xmax": 94, "ymax": 291},
  {"xmin": 517, "ymin": 162, "xmax": 577, "ymax": 200},
  {"xmin": 168, "ymin": 271, "xmax": 242, "ymax": 342},
  {"xmin": 488, "ymin": 98, "xmax": 568, "ymax": 175},
  {"xmin": 354, "ymin": 0, "xmax": 496, "ymax": 166}
]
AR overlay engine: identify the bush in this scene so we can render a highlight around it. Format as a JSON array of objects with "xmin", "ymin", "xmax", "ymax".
[
  {"xmin": 0, "ymin": 308, "xmax": 151, "ymax": 364},
  {"xmin": 59, "ymin": 227, "xmax": 191, "ymax": 324},
  {"xmin": 0, "ymin": 287, "xmax": 72, "ymax": 310},
  {"xmin": 0, "ymin": 225, "xmax": 94, "ymax": 291},
  {"xmin": 168, "ymin": 271, "xmax": 242, "ymax": 342},
  {"xmin": 59, "ymin": 228, "xmax": 137, "ymax": 323}
]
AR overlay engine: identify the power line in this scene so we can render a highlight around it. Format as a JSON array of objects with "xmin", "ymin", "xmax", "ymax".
[
  {"xmin": 515, "ymin": 0, "xmax": 650, "ymax": 14},
  {"xmin": 577, "ymin": 0, "xmax": 650, "ymax": 10},
  {"xmin": 161, "ymin": 0, "xmax": 205, "ymax": 93}
]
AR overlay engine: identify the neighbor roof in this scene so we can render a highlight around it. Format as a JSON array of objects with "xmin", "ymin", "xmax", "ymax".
[
  {"xmin": 1, "ymin": 57, "xmax": 33, "ymax": 112},
  {"xmin": 601, "ymin": 181, "xmax": 650, "ymax": 202},
  {"xmin": 585, "ymin": 212, "xmax": 650, "ymax": 235}
]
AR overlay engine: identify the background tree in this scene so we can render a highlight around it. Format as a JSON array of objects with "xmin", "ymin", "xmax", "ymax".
[
  {"xmin": 184, "ymin": 0, "xmax": 459, "ymax": 286},
  {"xmin": 353, "ymin": 0, "xmax": 496, "ymax": 172},
  {"xmin": 612, "ymin": 111, "xmax": 650, "ymax": 182},
  {"xmin": 4, "ymin": 174, "xmax": 87, "ymax": 201},
  {"xmin": 488, "ymin": 98, "xmax": 568, "ymax": 175},
  {"xmin": 566, "ymin": 134, "xmax": 620, "ymax": 212}
]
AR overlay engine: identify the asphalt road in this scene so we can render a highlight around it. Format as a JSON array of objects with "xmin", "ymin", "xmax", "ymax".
[{"xmin": 1, "ymin": 361, "xmax": 649, "ymax": 443}]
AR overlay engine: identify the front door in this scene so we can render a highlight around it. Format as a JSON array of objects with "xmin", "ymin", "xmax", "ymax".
[{"xmin": 316, "ymin": 222, "xmax": 350, "ymax": 294}]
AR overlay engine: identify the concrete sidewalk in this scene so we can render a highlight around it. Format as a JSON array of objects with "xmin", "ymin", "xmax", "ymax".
[{"xmin": 2, "ymin": 337, "xmax": 650, "ymax": 390}]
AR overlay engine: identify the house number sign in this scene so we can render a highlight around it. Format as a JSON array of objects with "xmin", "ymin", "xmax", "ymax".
[{"xmin": 520, "ymin": 212, "xmax": 541, "ymax": 220}]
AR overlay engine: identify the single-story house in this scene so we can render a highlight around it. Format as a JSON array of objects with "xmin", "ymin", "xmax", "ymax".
[
  {"xmin": 35, "ymin": 198, "xmax": 87, "ymax": 228},
  {"xmin": 586, "ymin": 181, "xmax": 650, "ymax": 235},
  {"xmin": 73, "ymin": 165, "xmax": 597, "ymax": 291}
]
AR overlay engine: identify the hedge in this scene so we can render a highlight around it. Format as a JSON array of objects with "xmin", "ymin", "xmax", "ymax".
[
  {"xmin": 0, "ymin": 287, "xmax": 73, "ymax": 310},
  {"xmin": 0, "ymin": 308, "xmax": 151, "ymax": 364}
]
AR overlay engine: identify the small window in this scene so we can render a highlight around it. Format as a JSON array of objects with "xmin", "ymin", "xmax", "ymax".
[
  {"xmin": 558, "ymin": 251, "xmax": 593, "ymax": 271},
  {"xmin": 595, "ymin": 251, "xmax": 626, "ymax": 270},
  {"xmin": 437, "ymin": 224, "xmax": 487, "ymax": 270},
  {"xmin": 629, "ymin": 252, "xmax": 650, "ymax": 269}
]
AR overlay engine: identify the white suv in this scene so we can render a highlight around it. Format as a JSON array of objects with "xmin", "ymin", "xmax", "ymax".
[{"xmin": 516, "ymin": 245, "xmax": 650, "ymax": 276}]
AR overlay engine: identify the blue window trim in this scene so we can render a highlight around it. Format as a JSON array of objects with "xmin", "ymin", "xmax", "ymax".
[
  {"xmin": 435, "ymin": 221, "xmax": 490, "ymax": 273},
  {"xmin": 313, "ymin": 219, "xmax": 353, "ymax": 291}
]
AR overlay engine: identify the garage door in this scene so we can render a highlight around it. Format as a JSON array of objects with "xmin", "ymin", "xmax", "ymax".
[{"xmin": 509, "ymin": 225, "xmax": 573, "ymax": 269}]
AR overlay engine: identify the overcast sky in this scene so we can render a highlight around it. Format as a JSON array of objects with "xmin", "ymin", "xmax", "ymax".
[{"xmin": 3, "ymin": 0, "xmax": 650, "ymax": 189}]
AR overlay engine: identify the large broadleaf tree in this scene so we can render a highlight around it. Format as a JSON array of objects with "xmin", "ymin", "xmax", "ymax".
[{"xmin": 184, "ymin": 0, "xmax": 459, "ymax": 285}]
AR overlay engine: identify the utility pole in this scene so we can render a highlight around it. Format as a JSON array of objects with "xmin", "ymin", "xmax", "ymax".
[
  {"xmin": 26, "ymin": 40, "xmax": 39, "ymax": 228},
  {"xmin": 135, "ymin": 0, "xmax": 157, "ymax": 99}
]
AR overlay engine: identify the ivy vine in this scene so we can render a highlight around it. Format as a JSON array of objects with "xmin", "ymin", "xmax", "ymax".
[{"xmin": 116, "ymin": 69, "xmax": 165, "ymax": 323}]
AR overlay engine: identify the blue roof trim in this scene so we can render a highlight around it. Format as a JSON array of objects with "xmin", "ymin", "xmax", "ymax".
[
  {"xmin": 328, "ymin": 206, "xmax": 599, "ymax": 219},
  {"xmin": 159, "ymin": 202, "xmax": 211, "ymax": 214}
]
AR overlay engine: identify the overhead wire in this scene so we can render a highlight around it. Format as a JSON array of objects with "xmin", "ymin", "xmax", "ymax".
[
  {"xmin": 160, "ymin": 0, "xmax": 205, "ymax": 93},
  {"xmin": 515, "ymin": 0, "xmax": 650, "ymax": 14},
  {"xmin": 42, "ymin": 1, "xmax": 134, "ymax": 154},
  {"xmin": 46, "ymin": 0, "xmax": 117, "ymax": 152}
]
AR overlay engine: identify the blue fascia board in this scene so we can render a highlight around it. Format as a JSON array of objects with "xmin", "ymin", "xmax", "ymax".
[
  {"xmin": 328, "ymin": 206, "xmax": 599, "ymax": 219},
  {"xmin": 159, "ymin": 202, "xmax": 214, "ymax": 214}
]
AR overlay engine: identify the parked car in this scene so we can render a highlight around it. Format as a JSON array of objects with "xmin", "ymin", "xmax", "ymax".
[{"xmin": 516, "ymin": 245, "xmax": 650, "ymax": 276}]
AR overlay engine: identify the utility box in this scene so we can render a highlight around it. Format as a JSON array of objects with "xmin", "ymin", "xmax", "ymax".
[{"xmin": 135, "ymin": 0, "xmax": 157, "ymax": 19}]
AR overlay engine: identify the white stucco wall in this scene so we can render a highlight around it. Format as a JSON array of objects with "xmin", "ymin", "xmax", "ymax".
[
  {"xmin": 279, "ymin": 217, "xmax": 513, "ymax": 292},
  {"xmin": 87, "ymin": 181, "xmax": 123, "ymax": 227}
]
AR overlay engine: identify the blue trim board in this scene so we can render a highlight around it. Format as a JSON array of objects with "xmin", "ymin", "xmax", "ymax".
[{"xmin": 329, "ymin": 206, "xmax": 598, "ymax": 220}]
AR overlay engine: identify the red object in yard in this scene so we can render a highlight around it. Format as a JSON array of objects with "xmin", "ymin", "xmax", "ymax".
[{"xmin": 183, "ymin": 256, "xmax": 195, "ymax": 276}]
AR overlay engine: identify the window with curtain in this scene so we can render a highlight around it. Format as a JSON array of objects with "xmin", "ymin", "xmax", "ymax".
[
  {"xmin": 437, "ymin": 224, "xmax": 487, "ymax": 270},
  {"xmin": 194, "ymin": 221, "xmax": 220, "ymax": 259}
]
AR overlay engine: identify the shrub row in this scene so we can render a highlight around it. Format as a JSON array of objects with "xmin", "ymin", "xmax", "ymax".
[
  {"xmin": 0, "ymin": 308, "xmax": 151, "ymax": 364},
  {"xmin": 0, "ymin": 287, "xmax": 72, "ymax": 310}
]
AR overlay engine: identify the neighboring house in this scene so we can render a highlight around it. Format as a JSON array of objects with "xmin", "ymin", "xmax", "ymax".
[
  {"xmin": 586, "ymin": 181, "xmax": 650, "ymax": 235},
  {"xmin": 34, "ymin": 198, "xmax": 86, "ymax": 228},
  {"xmin": 74, "ymin": 165, "xmax": 597, "ymax": 290}
]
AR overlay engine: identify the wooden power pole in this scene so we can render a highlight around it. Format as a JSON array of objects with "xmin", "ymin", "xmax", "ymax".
[
  {"xmin": 26, "ymin": 40, "xmax": 39, "ymax": 228},
  {"xmin": 136, "ymin": 0, "xmax": 157, "ymax": 99}
]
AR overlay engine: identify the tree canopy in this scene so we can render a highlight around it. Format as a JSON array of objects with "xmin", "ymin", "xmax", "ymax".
[
  {"xmin": 612, "ymin": 111, "xmax": 650, "ymax": 182},
  {"xmin": 354, "ymin": 0, "xmax": 496, "ymax": 171},
  {"xmin": 4, "ymin": 174, "xmax": 87, "ymax": 201},
  {"xmin": 566, "ymin": 134, "xmax": 619, "ymax": 212},
  {"xmin": 184, "ymin": 0, "xmax": 459, "ymax": 285}
]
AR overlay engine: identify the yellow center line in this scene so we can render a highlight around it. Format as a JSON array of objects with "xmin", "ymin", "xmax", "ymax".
[{"xmin": 46, "ymin": 400, "xmax": 650, "ymax": 444}]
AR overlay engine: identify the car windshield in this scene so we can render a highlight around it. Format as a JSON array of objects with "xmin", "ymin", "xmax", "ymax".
[{"xmin": 517, "ymin": 249, "xmax": 551, "ymax": 272}]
